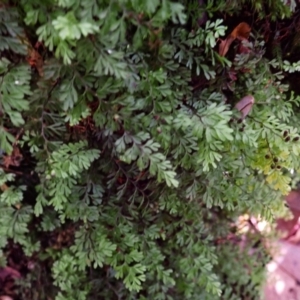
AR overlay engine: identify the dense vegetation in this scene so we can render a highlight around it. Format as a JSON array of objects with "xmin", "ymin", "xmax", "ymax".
[{"xmin": 1, "ymin": 0, "xmax": 300, "ymax": 299}]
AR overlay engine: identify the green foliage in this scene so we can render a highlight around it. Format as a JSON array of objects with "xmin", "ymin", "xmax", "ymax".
[
  {"xmin": 283, "ymin": 59, "xmax": 300, "ymax": 73},
  {"xmin": 0, "ymin": 0, "xmax": 299, "ymax": 299}
]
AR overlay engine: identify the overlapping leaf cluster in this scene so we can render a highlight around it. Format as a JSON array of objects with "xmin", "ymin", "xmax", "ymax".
[{"xmin": 1, "ymin": 0, "xmax": 300, "ymax": 299}]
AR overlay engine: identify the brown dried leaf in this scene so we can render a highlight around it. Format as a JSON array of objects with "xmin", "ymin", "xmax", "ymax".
[
  {"xmin": 27, "ymin": 48, "xmax": 44, "ymax": 77},
  {"xmin": 230, "ymin": 22, "xmax": 251, "ymax": 40},
  {"xmin": 218, "ymin": 22, "xmax": 251, "ymax": 57},
  {"xmin": 2, "ymin": 147, "xmax": 22, "ymax": 168},
  {"xmin": 234, "ymin": 95, "xmax": 255, "ymax": 119},
  {"xmin": 0, "ymin": 183, "xmax": 8, "ymax": 191},
  {"xmin": 19, "ymin": 34, "xmax": 44, "ymax": 77}
]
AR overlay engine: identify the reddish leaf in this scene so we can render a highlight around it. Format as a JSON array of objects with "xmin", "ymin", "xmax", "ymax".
[
  {"xmin": 0, "ymin": 266, "xmax": 21, "ymax": 281},
  {"xmin": 276, "ymin": 190, "xmax": 300, "ymax": 240},
  {"xmin": 238, "ymin": 42, "xmax": 251, "ymax": 54},
  {"xmin": 218, "ymin": 36, "xmax": 235, "ymax": 57},
  {"xmin": 264, "ymin": 241, "xmax": 300, "ymax": 300},
  {"xmin": 228, "ymin": 69, "xmax": 237, "ymax": 81},
  {"xmin": 234, "ymin": 95, "xmax": 255, "ymax": 119},
  {"xmin": 285, "ymin": 189, "xmax": 300, "ymax": 212}
]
